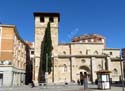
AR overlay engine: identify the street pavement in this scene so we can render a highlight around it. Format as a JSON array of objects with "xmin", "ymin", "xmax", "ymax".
[{"xmin": 0, "ymin": 83, "xmax": 124, "ymax": 91}]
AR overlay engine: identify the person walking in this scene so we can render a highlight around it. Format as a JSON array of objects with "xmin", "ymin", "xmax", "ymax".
[
  {"xmin": 31, "ymin": 80, "xmax": 35, "ymax": 88},
  {"xmin": 77, "ymin": 79, "xmax": 80, "ymax": 85},
  {"xmin": 83, "ymin": 72, "xmax": 88, "ymax": 90},
  {"xmin": 80, "ymin": 72, "xmax": 84, "ymax": 85}
]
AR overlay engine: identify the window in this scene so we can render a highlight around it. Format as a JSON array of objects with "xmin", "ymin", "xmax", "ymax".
[
  {"xmin": 94, "ymin": 51, "xmax": 98, "ymax": 55},
  {"xmin": 80, "ymin": 51, "xmax": 82, "ymax": 54},
  {"xmin": 40, "ymin": 17, "xmax": 44, "ymax": 22},
  {"xmin": 97, "ymin": 64, "xmax": 102, "ymax": 70},
  {"xmin": 31, "ymin": 51, "xmax": 34, "ymax": 54},
  {"xmin": 17, "ymin": 61, "xmax": 19, "ymax": 67},
  {"xmin": 86, "ymin": 49, "xmax": 90, "ymax": 55},
  {"xmin": 102, "ymin": 39, "xmax": 104, "ymax": 43},
  {"xmin": 98, "ymin": 38, "xmax": 102, "ymax": 42},
  {"xmin": 0, "ymin": 28, "xmax": 1, "ymax": 35},
  {"xmin": 63, "ymin": 51, "xmax": 66, "ymax": 54},
  {"xmin": 64, "ymin": 64, "xmax": 67, "ymax": 72},
  {"xmin": 0, "ymin": 61, "xmax": 3, "ymax": 64},
  {"xmin": 81, "ymin": 59, "xmax": 86, "ymax": 63},
  {"xmin": 113, "ymin": 68, "xmax": 118, "ymax": 74},
  {"xmin": 110, "ymin": 52, "xmax": 112, "ymax": 55},
  {"xmin": 49, "ymin": 17, "xmax": 54, "ymax": 22},
  {"xmin": 0, "ymin": 74, "xmax": 3, "ymax": 79},
  {"xmin": 113, "ymin": 68, "xmax": 118, "ymax": 77},
  {"xmin": 86, "ymin": 50, "xmax": 88, "ymax": 55}
]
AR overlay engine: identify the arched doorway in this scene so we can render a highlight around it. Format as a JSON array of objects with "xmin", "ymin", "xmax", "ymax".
[{"xmin": 79, "ymin": 65, "xmax": 91, "ymax": 82}]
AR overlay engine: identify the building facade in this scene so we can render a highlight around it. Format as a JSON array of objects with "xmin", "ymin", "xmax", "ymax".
[
  {"xmin": 0, "ymin": 24, "xmax": 27, "ymax": 86},
  {"xmin": 25, "ymin": 42, "xmax": 34, "ymax": 84},
  {"xmin": 34, "ymin": 12, "xmax": 121, "ymax": 84},
  {"xmin": 122, "ymin": 48, "xmax": 125, "ymax": 78}
]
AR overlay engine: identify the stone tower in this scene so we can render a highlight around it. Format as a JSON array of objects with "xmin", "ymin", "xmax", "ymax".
[{"xmin": 33, "ymin": 12, "xmax": 60, "ymax": 84}]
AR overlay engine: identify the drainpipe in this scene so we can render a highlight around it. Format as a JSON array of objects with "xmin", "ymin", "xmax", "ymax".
[{"xmin": 69, "ymin": 43, "xmax": 72, "ymax": 82}]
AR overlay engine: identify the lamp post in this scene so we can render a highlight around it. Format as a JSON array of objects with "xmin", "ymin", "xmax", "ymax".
[
  {"xmin": 51, "ymin": 54, "xmax": 54, "ymax": 83},
  {"xmin": 45, "ymin": 53, "xmax": 48, "ymax": 85}
]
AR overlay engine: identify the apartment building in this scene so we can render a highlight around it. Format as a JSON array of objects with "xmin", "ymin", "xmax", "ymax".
[
  {"xmin": 0, "ymin": 24, "xmax": 28, "ymax": 86},
  {"xmin": 25, "ymin": 42, "xmax": 34, "ymax": 85}
]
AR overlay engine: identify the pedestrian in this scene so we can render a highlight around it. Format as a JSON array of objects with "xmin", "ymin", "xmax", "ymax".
[
  {"xmin": 83, "ymin": 72, "xmax": 88, "ymax": 90},
  {"xmin": 77, "ymin": 79, "xmax": 80, "ymax": 85},
  {"xmin": 31, "ymin": 80, "xmax": 35, "ymax": 88},
  {"xmin": 80, "ymin": 72, "xmax": 84, "ymax": 85}
]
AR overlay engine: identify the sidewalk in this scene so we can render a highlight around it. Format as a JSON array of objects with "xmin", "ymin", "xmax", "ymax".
[{"xmin": 0, "ymin": 84, "xmax": 123, "ymax": 91}]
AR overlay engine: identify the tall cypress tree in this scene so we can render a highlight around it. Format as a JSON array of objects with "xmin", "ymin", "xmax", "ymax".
[
  {"xmin": 42, "ymin": 22, "xmax": 53, "ymax": 74},
  {"xmin": 39, "ymin": 22, "xmax": 53, "ymax": 83}
]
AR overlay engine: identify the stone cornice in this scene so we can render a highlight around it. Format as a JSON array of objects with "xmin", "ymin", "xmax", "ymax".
[
  {"xmin": 0, "ymin": 65, "xmax": 25, "ymax": 73},
  {"xmin": 33, "ymin": 12, "xmax": 60, "ymax": 21},
  {"xmin": 111, "ymin": 58, "xmax": 121, "ymax": 61},
  {"xmin": 104, "ymin": 48, "xmax": 120, "ymax": 50},
  {"xmin": 58, "ymin": 54, "xmax": 107, "ymax": 58},
  {"xmin": 59, "ymin": 42, "xmax": 104, "ymax": 45}
]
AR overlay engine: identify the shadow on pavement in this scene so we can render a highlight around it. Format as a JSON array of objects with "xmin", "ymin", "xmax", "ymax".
[{"xmin": 111, "ymin": 83, "xmax": 124, "ymax": 87}]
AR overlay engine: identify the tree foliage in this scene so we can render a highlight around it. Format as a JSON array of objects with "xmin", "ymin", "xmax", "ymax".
[{"xmin": 42, "ymin": 22, "xmax": 53, "ymax": 73}]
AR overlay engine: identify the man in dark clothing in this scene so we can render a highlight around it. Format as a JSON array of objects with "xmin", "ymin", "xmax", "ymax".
[
  {"xmin": 80, "ymin": 72, "xmax": 84, "ymax": 85},
  {"xmin": 31, "ymin": 81, "xmax": 35, "ymax": 88}
]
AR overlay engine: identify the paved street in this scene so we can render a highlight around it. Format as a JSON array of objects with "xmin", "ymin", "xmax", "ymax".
[{"xmin": 0, "ymin": 84, "xmax": 124, "ymax": 91}]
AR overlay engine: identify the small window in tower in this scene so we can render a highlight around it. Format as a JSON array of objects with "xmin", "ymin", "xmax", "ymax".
[
  {"xmin": 40, "ymin": 17, "xmax": 44, "ymax": 22},
  {"xmin": 49, "ymin": 17, "xmax": 54, "ymax": 22}
]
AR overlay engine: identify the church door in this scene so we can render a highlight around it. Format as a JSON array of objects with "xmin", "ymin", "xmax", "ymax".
[{"xmin": 0, "ymin": 74, "xmax": 3, "ymax": 87}]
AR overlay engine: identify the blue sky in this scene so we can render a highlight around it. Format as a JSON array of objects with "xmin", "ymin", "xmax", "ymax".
[{"xmin": 0, "ymin": 0, "xmax": 125, "ymax": 48}]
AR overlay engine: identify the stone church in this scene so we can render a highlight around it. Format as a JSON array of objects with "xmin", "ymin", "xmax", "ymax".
[{"xmin": 33, "ymin": 12, "xmax": 121, "ymax": 84}]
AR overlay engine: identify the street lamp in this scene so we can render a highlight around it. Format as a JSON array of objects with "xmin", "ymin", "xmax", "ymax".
[
  {"xmin": 51, "ymin": 54, "xmax": 54, "ymax": 83},
  {"xmin": 45, "ymin": 53, "xmax": 48, "ymax": 85}
]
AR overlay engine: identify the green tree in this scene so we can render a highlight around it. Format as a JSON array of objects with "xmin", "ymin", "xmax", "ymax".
[
  {"xmin": 42, "ymin": 22, "xmax": 53, "ymax": 73},
  {"xmin": 39, "ymin": 22, "xmax": 53, "ymax": 83}
]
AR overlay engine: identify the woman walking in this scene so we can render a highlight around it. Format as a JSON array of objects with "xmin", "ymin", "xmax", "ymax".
[{"xmin": 83, "ymin": 72, "xmax": 88, "ymax": 90}]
